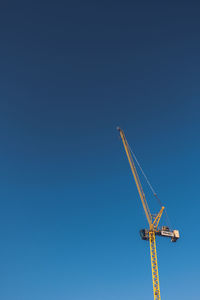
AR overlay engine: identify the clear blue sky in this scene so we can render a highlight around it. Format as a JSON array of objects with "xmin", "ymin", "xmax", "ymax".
[{"xmin": 0, "ymin": 1, "xmax": 199, "ymax": 299}]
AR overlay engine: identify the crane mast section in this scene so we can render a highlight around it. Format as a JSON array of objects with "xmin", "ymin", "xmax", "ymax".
[
  {"xmin": 118, "ymin": 128, "xmax": 152, "ymax": 227},
  {"xmin": 149, "ymin": 231, "xmax": 161, "ymax": 300}
]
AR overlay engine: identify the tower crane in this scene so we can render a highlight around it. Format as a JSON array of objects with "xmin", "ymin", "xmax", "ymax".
[{"xmin": 117, "ymin": 127, "xmax": 179, "ymax": 300}]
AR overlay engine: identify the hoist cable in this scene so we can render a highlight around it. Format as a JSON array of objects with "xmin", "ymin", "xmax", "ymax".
[{"xmin": 127, "ymin": 141, "xmax": 173, "ymax": 229}]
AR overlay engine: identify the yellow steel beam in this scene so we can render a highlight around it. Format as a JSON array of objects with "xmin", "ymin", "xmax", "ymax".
[
  {"xmin": 117, "ymin": 127, "xmax": 152, "ymax": 227},
  {"xmin": 149, "ymin": 231, "xmax": 161, "ymax": 300},
  {"xmin": 152, "ymin": 206, "xmax": 165, "ymax": 230}
]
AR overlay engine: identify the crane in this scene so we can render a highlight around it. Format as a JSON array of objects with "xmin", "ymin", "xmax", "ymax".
[{"xmin": 117, "ymin": 127, "xmax": 179, "ymax": 300}]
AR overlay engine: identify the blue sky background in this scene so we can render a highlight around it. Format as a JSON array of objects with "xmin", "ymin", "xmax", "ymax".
[{"xmin": 0, "ymin": 1, "xmax": 200, "ymax": 299}]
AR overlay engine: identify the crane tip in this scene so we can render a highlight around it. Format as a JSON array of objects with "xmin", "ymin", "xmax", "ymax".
[{"xmin": 116, "ymin": 126, "xmax": 121, "ymax": 131}]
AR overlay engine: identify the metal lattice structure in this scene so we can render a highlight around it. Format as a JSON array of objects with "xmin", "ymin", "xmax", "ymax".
[
  {"xmin": 117, "ymin": 127, "xmax": 179, "ymax": 300},
  {"xmin": 149, "ymin": 231, "xmax": 161, "ymax": 300}
]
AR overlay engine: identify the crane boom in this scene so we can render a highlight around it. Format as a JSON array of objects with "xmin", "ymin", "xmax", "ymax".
[{"xmin": 117, "ymin": 127, "xmax": 152, "ymax": 226}]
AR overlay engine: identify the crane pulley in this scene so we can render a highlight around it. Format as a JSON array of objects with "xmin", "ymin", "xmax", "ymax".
[{"xmin": 117, "ymin": 127, "xmax": 180, "ymax": 300}]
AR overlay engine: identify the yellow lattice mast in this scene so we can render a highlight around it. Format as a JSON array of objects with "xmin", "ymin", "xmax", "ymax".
[{"xmin": 117, "ymin": 127, "xmax": 179, "ymax": 300}]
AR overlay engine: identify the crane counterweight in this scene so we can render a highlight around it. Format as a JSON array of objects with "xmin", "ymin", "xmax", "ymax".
[{"xmin": 140, "ymin": 227, "xmax": 180, "ymax": 242}]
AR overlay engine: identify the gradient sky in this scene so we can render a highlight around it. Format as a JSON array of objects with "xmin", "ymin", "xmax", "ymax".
[{"xmin": 0, "ymin": 1, "xmax": 200, "ymax": 299}]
